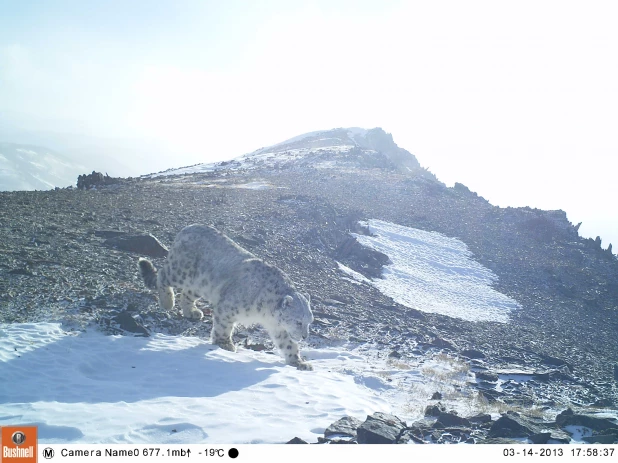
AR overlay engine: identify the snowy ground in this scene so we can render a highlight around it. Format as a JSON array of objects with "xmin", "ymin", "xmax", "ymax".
[
  {"xmin": 1, "ymin": 323, "xmax": 615, "ymax": 444},
  {"xmin": 0, "ymin": 323, "xmax": 384, "ymax": 444},
  {"xmin": 0, "ymin": 322, "xmax": 468, "ymax": 444}
]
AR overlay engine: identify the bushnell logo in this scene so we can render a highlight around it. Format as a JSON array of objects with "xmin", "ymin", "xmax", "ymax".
[{"xmin": 1, "ymin": 426, "xmax": 37, "ymax": 463}]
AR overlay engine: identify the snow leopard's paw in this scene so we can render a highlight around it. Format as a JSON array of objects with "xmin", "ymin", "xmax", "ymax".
[
  {"xmin": 292, "ymin": 360, "xmax": 313, "ymax": 371},
  {"xmin": 216, "ymin": 339, "xmax": 237, "ymax": 352}
]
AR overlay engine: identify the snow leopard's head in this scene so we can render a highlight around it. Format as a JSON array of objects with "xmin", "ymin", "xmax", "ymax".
[{"xmin": 280, "ymin": 292, "xmax": 313, "ymax": 341}]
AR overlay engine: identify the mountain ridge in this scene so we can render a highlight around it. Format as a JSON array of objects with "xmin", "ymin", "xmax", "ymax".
[{"xmin": 147, "ymin": 127, "xmax": 429, "ymax": 180}]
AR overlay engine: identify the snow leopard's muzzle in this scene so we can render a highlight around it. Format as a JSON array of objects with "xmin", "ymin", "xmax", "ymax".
[{"xmin": 282, "ymin": 293, "xmax": 313, "ymax": 341}]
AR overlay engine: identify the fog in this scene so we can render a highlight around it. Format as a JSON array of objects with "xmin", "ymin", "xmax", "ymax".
[{"xmin": 1, "ymin": 0, "xmax": 616, "ymax": 249}]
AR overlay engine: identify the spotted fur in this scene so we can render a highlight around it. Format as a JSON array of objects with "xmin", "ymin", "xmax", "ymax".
[{"xmin": 138, "ymin": 224, "xmax": 314, "ymax": 370}]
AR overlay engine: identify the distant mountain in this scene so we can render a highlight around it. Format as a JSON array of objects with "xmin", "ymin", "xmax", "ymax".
[
  {"xmin": 248, "ymin": 127, "xmax": 421, "ymax": 171},
  {"xmin": 0, "ymin": 111, "xmax": 178, "ymax": 179},
  {"xmin": 0, "ymin": 142, "xmax": 86, "ymax": 191},
  {"xmin": 147, "ymin": 127, "xmax": 427, "ymax": 178}
]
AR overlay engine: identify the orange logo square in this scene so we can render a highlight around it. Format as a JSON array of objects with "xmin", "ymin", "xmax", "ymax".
[{"xmin": 1, "ymin": 427, "xmax": 37, "ymax": 463}]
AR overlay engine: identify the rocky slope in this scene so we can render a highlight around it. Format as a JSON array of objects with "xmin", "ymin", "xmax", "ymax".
[{"xmin": 1, "ymin": 127, "xmax": 617, "ymax": 442}]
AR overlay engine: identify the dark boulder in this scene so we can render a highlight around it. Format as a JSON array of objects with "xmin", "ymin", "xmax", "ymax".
[
  {"xmin": 528, "ymin": 432, "xmax": 552, "ymax": 444},
  {"xmin": 543, "ymin": 429, "xmax": 572, "ymax": 444},
  {"xmin": 539, "ymin": 354, "xmax": 572, "ymax": 370},
  {"xmin": 461, "ymin": 349, "xmax": 486, "ymax": 359},
  {"xmin": 112, "ymin": 311, "xmax": 149, "ymax": 336},
  {"xmin": 286, "ymin": 437, "xmax": 308, "ymax": 444},
  {"xmin": 424, "ymin": 402, "xmax": 447, "ymax": 417},
  {"xmin": 488, "ymin": 414, "xmax": 542, "ymax": 439},
  {"xmin": 429, "ymin": 337, "xmax": 456, "ymax": 350},
  {"xmin": 324, "ymin": 416, "xmax": 363, "ymax": 440},
  {"xmin": 357, "ymin": 412, "xmax": 407, "ymax": 444},
  {"xmin": 104, "ymin": 234, "xmax": 169, "ymax": 258},
  {"xmin": 436, "ymin": 412, "xmax": 471, "ymax": 428},
  {"xmin": 475, "ymin": 371, "xmax": 499, "ymax": 382},
  {"xmin": 555, "ymin": 408, "xmax": 617, "ymax": 432}
]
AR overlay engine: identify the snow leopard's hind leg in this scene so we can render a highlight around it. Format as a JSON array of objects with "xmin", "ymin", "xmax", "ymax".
[
  {"xmin": 157, "ymin": 266, "xmax": 175, "ymax": 310},
  {"xmin": 139, "ymin": 258, "xmax": 175, "ymax": 310},
  {"xmin": 179, "ymin": 290, "xmax": 204, "ymax": 320},
  {"xmin": 271, "ymin": 328, "xmax": 313, "ymax": 371}
]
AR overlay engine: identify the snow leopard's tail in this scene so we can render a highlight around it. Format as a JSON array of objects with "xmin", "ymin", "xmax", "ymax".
[{"xmin": 138, "ymin": 258, "xmax": 158, "ymax": 290}]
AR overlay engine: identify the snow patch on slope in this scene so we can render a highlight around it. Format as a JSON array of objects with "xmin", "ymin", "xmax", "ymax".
[{"xmin": 350, "ymin": 220, "xmax": 520, "ymax": 323}]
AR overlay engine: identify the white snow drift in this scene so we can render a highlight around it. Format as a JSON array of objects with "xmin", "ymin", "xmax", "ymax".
[{"xmin": 350, "ymin": 220, "xmax": 520, "ymax": 323}]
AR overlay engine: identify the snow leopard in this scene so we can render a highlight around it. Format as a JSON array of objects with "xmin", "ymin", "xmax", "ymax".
[{"xmin": 138, "ymin": 224, "xmax": 314, "ymax": 370}]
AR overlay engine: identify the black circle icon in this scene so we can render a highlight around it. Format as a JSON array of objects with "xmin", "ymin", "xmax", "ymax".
[
  {"xmin": 228, "ymin": 448, "xmax": 239, "ymax": 459},
  {"xmin": 11, "ymin": 431, "xmax": 26, "ymax": 446}
]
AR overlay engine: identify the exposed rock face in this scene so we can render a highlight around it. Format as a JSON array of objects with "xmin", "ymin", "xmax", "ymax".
[
  {"xmin": 353, "ymin": 128, "xmax": 421, "ymax": 172},
  {"xmin": 334, "ymin": 236, "xmax": 390, "ymax": 279},
  {"xmin": 77, "ymin": 171, "xmax": 122, "ymax": 190},
  {"xmin": 311, "ymin": 406, "xmax": 618, "ymax": 444}
]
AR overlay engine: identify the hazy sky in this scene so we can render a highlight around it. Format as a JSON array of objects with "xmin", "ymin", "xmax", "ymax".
[{"xmin": 1, "ymin": 0, "xmax": 617, "ymax": 249}]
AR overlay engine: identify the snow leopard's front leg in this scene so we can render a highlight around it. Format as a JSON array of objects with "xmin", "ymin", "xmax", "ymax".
[
  {"xmin": 179, "ymin": 290, "xmax": 204, "ymax": 320},
  {"xmin": 271, "ymin": 328, "xmax": 313, "ymax": 371},
  {"xmin": 158, "ymin": 286, "xmax": 175, "ymax": 311},
  {"xmin": 211, "ymin": 312, "xmax": 236, "ymax": 352}
]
